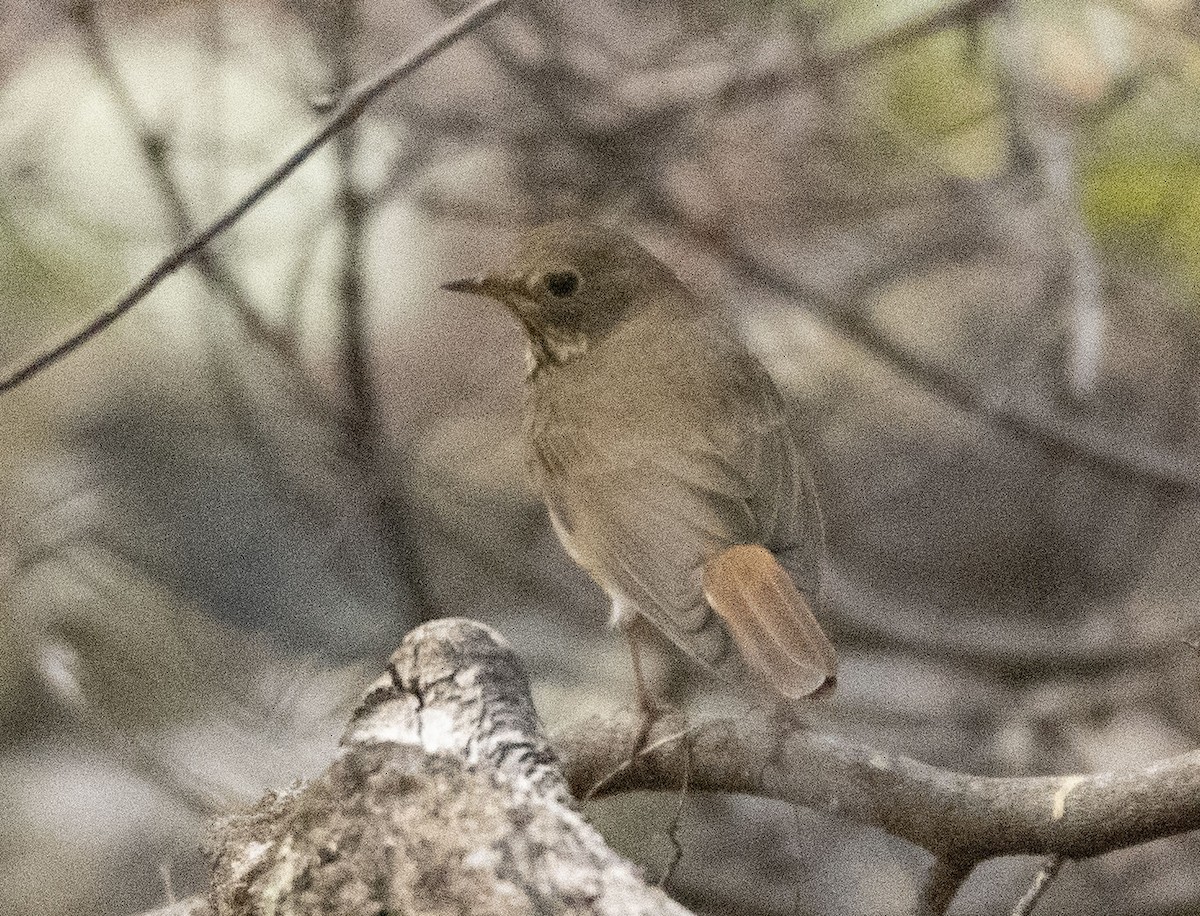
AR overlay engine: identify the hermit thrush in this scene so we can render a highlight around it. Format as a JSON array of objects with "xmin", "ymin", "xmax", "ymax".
[{"xmin": 443, "ymin": 221, "xmax": 837, "ymax": 702}]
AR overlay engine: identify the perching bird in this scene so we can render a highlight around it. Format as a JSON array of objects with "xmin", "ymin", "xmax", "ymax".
[{"xmin": 443, "ymin": 221, "xmax": 837, "ymax": 704}]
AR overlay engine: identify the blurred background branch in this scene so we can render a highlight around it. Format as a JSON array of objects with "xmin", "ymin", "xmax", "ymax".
[
  {"xmin": 2, "ymin": 0, "xmax": 1200, "ymax": 914},
  {"xmin": 1011, "ymin": 854, "xmax": 1066, "ymax": 916},
  {"xmin": 69, "ymin": 0, "xmax": 289, "ymax": 359},
  {"xmin": 0, "ymin": 0, "xmax": 513, "ymax": 396}
]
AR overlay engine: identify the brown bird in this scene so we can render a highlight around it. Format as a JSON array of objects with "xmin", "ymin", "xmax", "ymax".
[{"xmin": 443, "ymin": 221, "xmax": 837, "ymax": 704}]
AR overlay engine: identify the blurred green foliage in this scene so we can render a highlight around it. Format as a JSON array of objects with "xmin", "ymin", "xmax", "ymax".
[
  {"xmin": 0, "ymin": 203, "xmax": 109, "ymax": 322},
  {"xmin": 1081, "ymin": 64, "xmax": 1200, "ymax": 302},
  {"xmin": 817, "ymin": 0, "xmax": 1200, "ymax": 303},
  {"xmin": 876, "ymin": 27, "xmax": 1005, "ymax": 177},
  {"xmin": 1081, "ymin": 147, "xmax": 1200, "ymax": 294}
]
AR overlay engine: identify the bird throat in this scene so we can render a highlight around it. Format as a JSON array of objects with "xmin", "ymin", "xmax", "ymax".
[{"xmin": 521, "ymin": 322, "xmax": 589, "ymax": 377}]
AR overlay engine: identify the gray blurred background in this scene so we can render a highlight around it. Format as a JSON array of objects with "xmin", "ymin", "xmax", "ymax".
[{"xmin": 2, "ymin": 0, "xmax": 1200, "ymax": 913}]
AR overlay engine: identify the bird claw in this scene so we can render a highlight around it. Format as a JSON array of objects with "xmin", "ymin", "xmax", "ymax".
[{"xmin": 631, "ymin": 693, "xmax": 681, "ymax": 756}]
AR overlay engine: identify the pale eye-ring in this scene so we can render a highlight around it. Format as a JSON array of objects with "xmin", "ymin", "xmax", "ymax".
[{"xmin": 542, "ymin": 269, "xmax": 580, "ymax": 299}]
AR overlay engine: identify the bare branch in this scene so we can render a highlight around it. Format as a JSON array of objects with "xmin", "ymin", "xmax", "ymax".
[
  {"xmin": 69, "ymin": 0, "xmax": 295, "ymax": 361},
  {"xmin": 1011, "ymin": 854, "xmax": 1066, "ymax": 916},
  {"xmin": 583, "ymin": 721, "xmax": 699, "ymax": 801},
  {"xmin": 320, "ymin": 0, "xmax": 434, "ymax": 620},
  {"xmin": 913, "ymin": 856, "xmax": 976, "ymax": 916},
  {"xmin": 119, "ymin": 620, "xmax": 1189, "ymax": 915},
  {"xmin": 558, "ymin": 709, "xmax": 1200, "ymax": 860},
  {"xmin": 0, "ymin": 0, "xmax": 515, "ymax": 397},
  {"xmin": 714, "ymin": 0, "xmax": 1009, "ymax": 110}
]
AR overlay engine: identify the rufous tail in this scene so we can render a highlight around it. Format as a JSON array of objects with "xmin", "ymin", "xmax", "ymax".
[{"xmin": 701, "ymin": 544, "xmax": 837, "ymax": 700}]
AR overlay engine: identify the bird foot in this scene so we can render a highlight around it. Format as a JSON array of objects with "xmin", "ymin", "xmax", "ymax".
[{"xmin": 631, "ymin": 693, "xmax": 680, "ymax": 757}]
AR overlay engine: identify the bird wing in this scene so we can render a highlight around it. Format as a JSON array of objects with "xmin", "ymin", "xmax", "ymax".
[{"xmin": 527, "ymin": 344, "xmax": 826, "ymax": 686}]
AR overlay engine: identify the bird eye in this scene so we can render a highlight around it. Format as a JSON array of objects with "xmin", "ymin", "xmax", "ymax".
[{"xmin": 542, "ymin": 270, "xmax": 580, "ymax": 299}]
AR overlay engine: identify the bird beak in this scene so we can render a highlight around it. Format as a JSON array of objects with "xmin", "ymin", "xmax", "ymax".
[{"xmin": 440, "ymin": 274, "xmax": 513, "ymax": 301}]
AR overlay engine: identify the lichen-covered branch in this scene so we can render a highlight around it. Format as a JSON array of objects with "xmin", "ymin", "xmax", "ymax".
[
  {"xmin": 130, "ymin": 619, "xmax": 1200, "ymax": 916},
  {"xmin": 196, "ymin": 619, "xmax": 693, "ymax": 916}
]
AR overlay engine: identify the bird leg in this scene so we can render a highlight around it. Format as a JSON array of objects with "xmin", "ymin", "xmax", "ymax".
[
  {"xmin": 626, "ymin": 622, "xmax": 656, "ymax": 715},
  {"xmin": 620, "ymin": 615, "xmax": 676, "ymax": 753}
]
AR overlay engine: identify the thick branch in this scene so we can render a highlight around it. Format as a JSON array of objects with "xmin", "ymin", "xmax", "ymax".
[
  {"xmin": 557, "ymin": 709, "xmax": 1200, "ymax": 861},
  {"xmin": 201, "ymin": 619, "xmax": 693, "ymax": 916},
  {"xmin": 127, "ymin": 620, "xmax": 1200, "ymax": 915},
  {"xmin": 0, "ymin": 0, "xmax": 514, "ymax": 397}
]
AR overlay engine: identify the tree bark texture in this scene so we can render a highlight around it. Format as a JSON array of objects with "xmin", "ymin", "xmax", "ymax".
[
  {"xmin": 139, "ymin": 617, "xmax": 1200, "ymax": 916},
  {"xmin": 557, "ymin": 707, "xmax": 1200, "ymax": 859},
  {"xmin": 193, "ymin": 618, "xmax": 692, "ymax": 916}
]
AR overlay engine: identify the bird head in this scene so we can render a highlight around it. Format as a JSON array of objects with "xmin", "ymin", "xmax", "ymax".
[{"xmin": 442, "ymin": 220, "xmax": 677, "ymax": 366}]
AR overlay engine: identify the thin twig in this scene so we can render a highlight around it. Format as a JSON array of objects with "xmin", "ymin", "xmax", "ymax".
[
  {"xmin": 0, "ymin": 0, "xmax": 515, "ymax": 397},
  {"xmin": 70, "ymin": 0, "xmax": 296, "ymax": 360},
  {"xmin": 583, "ymin": 723, "xmax": 696, "ymax": 802},
  {"xmin": 657, "ymin": 735, "xmax": 691, "ymax": 890},
  {"xmin": 426, "ymin": 0, "xmax": 581, "ymax": 129},
  {"xmin": 790, "ymin": 803, "xmax": 806, "ymax": 916},
  {"xmin": 158, "ymin": 860, "xmax": 176, "ymax": 906},
  {"xmin": 1011, "ymin": 854, "xmax": 1065, "ymax": 916},
  {"xmin": 913, "ymin": 856, "xmax": 976, "ymax": 916},
  {"xmin": 75, "ymin": 0, "xmax": 381, "ymax": 510}
]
